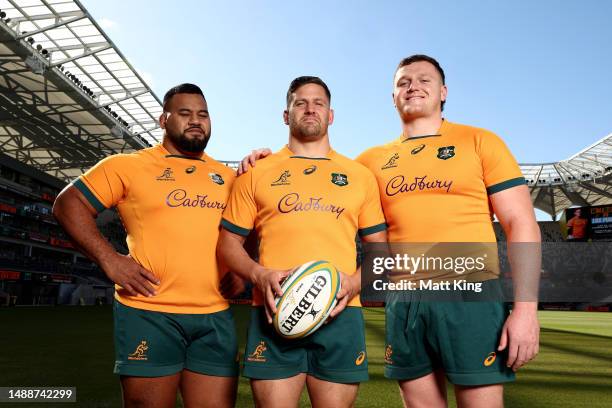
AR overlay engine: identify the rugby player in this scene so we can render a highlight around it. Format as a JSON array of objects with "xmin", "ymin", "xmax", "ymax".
[
  {"xmin": 217, "ymin": 76, "xmax": 387, "ymax": 408},
  {"xmin": 240, "ymin": 56, "xmax": 541, "ymax": 408},
  {"xmin": 53, "ymin": 84, "xmax": 240, "ymax": 408},
  {"xmin": 356, "ymin": 55, "xmax": 541, "ymax": 408}
]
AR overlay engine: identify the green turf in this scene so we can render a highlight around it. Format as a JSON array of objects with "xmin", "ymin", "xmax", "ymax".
[{"xmin": 1, "ymin": 307, "xmax": 611, "ymax": 407}]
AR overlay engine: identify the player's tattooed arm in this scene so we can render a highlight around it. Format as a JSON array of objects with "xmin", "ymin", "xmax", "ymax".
[{"xmin": 53, "ymin": 185, "xmax": 159, "ymax": 297}]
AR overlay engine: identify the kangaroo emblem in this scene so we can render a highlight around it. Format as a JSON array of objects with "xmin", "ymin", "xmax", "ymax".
[{"xmin": 271, "ymin": 170, "xmax": 291, "ymax": 186}]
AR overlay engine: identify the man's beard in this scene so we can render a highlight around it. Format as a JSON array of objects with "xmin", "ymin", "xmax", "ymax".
[
  {"xmin": 291, "ymin": 119, "xmax": 325, "ymax": 140},
  {"xmin": 167, "ymin": 128, "xmax": 209, "ymax": 153}
]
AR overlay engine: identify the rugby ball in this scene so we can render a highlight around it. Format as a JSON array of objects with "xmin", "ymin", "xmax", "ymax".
[{"xmin": 273, "ymin": 260, "xmax": 341, "ymax": 339}]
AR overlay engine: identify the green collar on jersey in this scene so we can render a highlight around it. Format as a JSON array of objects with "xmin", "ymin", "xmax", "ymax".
[
  {"xmin": 165, "ymin": 154, "xmax": 207, "ymax": 162},
  {"xmin": 401, "ymin": 133, "xmax": 441, "ymax": 142},
  {"xmin": 290, "ymin": 156, "xmax": 331, "ymax": 161}
]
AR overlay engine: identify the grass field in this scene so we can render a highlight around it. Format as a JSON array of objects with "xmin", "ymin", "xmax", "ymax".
[{"xmin": 1, "ymin": 306, "xmax": 611, "ymax": 407}]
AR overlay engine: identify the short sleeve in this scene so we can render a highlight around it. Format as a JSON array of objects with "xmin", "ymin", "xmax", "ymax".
[
  {"xmin": 221, "ymin": 170, "xmax": 257, "ymax": 236},
  {"xmin": 357, "ymin": 169, "xmax": 387, "ymax": 237},
  {"xmin": 477, "ymin": 131, "xmax": 526, "ymax": 195},
  {"xmin": 355, "ymin": 148, "xmax": 377, "ymax": 173},
  {"xmin": 72, "ymin": 155, "xmax": 130, "ymax": 212}
]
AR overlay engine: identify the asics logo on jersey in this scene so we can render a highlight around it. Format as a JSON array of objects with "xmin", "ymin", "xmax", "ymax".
[
  {"xmin": 156, "ymin": 168, "xmax": 175, "ymax": 181},
  {"xmin": 385, "ymin": 175, "xmax": 453, "ymax": 196},
  {"xmin": 437, "ymin": 145, "xmax": 455, "ymax": 160},
  {"xmin": 411, "ymin": 144, "xmax": 426, "ymax": 155},
  {"xmin": 304, "ymin": 165, "xmax": 317, "ymax": 175},
  {"xmin": 278, "ymin": 193, "xmax": 345, "ymax": 219},
  {"xmin": 381, "ymin": 153, "xmax": 400, "ymax": 169},
  {"xmin": 166, "ymin": 189, "xmax": 226, "ymax": 210},
  {"xmin": 271, "ymin": 170, "xmax": 291, "ymax": 186}
]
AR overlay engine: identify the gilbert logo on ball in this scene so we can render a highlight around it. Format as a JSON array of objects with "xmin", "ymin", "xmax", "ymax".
[{"xmin": 273, "ymin": 260, "xmax": 341, "ymax": 339}]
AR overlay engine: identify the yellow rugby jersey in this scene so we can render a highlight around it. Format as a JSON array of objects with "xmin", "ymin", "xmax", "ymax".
[
  {"xmin": 73, "ymin": 144, "xmax": 235, "ymax": 313},
  {"xmin": 357, "ymin": 121, "xmax": 525, "ymax": 280},
  {"xmin": 222, "ymin": 146, "xmax": 386, "ymax": 307}
]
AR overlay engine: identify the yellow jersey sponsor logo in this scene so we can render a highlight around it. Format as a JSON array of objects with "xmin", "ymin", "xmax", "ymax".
[
  {"xmin": 384, "ymin": 344, "xmax": 393, "ymax": 364},
  {"xmin": 355, "ymin": 351, "xmax": 366, "ymax": 366},
  {"xmin": 166, "ymin": 189, "xmax": 227, "ymax": 210},
  {"xmin": 128, "ymin": 340, "xmax": 149, "ymax": 361},
  {"xmin": 277, "ymin": 193, "xmax": 346, "ymax": 219},
  {"xmin": 484, "ymin": 352, "xmax": 496, "ymax": 367},
  {"xmin": 247, "ymin": 341, "xmax": 267, "ymax": 362},
  {"xmin": 385, "ymin": 175, "xmax": 453, "ymax": 196}
]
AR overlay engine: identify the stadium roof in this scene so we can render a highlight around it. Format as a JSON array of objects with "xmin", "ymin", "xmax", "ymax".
[
  {"xmin": 520, "ymin": 132, "xmax": 612, "ymax": 219},
  {"xmin": 0, "ymin": 0, "xmax": 162, "ymax": 182}
]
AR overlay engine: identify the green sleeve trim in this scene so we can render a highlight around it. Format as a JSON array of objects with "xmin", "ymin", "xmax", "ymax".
[
  {"xmin": 73, "ymin": 178, "xmax": 106, "ymax": 213},
  {"xmin": 221, "ymin": 218, "xmax": 251, "ymax": 237},
  {"xmin": 358, "ymin": 222, "xmax": 387, "ymax": 237},
  {"xmin": 486, "ymin": 177, "xmax": 526, "ymax": 195}
]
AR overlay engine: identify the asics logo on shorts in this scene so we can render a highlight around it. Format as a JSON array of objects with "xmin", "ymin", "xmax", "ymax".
[
  {"xmin": 484, "ymin": 352, "xmax": 496, "ymax": 366},
  {"xmin": 355, "ymin": 351, "xmax": 366, "ymax": 366}
]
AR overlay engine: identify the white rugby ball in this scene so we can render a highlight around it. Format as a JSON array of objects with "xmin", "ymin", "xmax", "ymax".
[{"xmin": 273, "ymin": 260, "xmax": 341, "ymax": 339}]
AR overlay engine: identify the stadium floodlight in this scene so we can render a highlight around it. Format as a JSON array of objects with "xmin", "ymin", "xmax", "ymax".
[
  {"xmin": 110, "ymin": 125, "xmax": 123, "ymax": 138},
  {"xmin": 25, "ymin": 55, "xmax": 46, "ymax": 75}
]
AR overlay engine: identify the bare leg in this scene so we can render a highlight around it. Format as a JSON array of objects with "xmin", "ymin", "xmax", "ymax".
[
  {"xmin": 179, "ymin": 369, "xmax": 237, "ymax": 408},
  {"xmin": 250, "ymin": 373, "xmax": 307, "ymax": 408},
  {"xmin": 398, "ymin": 369, "xmax": 447, "ymax": 408},
  {"xmin": 306, "ymin": 375, "xmax": 359, "ymax": 408},
  {"xmin": 455, "ymin": 384, "xmax": 503, "ymax": 408},
  {"xmin": 120, "ymin": 374, "xmax": 181, "ymax": 408}
]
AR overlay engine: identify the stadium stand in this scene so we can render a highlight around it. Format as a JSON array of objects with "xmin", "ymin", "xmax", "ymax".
[
  {"xmin": 0, "ymin": 151, "xmax": 125, "ymax": 305},
  {"xmin": 521, "ymin": 136, "xmax": 612, "ymax": 219},
  {"xmin": 494, "ymin": 221, "xmax": 564, "ymax": 242}
]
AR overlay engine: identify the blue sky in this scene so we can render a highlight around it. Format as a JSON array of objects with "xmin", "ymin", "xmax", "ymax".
[{"xmin": 85, "ymin": 0, "xmax": 612, "ymax": 165}]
